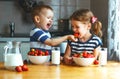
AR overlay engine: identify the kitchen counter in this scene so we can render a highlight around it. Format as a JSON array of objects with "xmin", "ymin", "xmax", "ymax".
[
  {"xmin": 0, "ymin": 37, "xmax": 30, "ymax": 42},
  {"xmin": 0, "ymin": 34, "xmax": 30, "ymax": 42},
  {"xmin": 0, "ymin": 61, "xmax": 120, "ymax": 79}
]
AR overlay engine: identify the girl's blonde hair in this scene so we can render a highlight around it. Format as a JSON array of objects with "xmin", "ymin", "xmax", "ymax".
[{"xmin": 70, "ymin": 9, "xmax": 102, "ymax": 38}]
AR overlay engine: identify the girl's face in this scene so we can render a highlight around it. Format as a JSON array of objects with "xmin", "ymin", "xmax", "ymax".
[
  {"xmin": 35, "ymin": 8, "xmax": 54, "ymax": 31},
  {"xmin": 71, "ymin": 20, "xmax": 91, "ymax": 38}
]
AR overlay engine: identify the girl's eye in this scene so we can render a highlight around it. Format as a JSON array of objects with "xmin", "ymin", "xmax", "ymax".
[
  {"xmin": 75, "ymin": 26, "xmax": 80, "ymax": 29},
  {"xmin": 76, "ymin": 26, "xmax": 79, "ymax": 28},
  {"xmin": 71, "ymin": 26, "xmax": 75, "ymax": 29},
  {"xmin": 72, "ymin": 26, "xmax": 79, "ymax": 30},
  {"xmin": 47, "ymin": 17, "xmax": 49, "ymax": 19}
]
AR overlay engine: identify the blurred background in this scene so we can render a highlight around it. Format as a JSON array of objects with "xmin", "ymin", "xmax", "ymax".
[{"xmin": 0, "ymin": 0, "xmax": 108, "ymax": 47}]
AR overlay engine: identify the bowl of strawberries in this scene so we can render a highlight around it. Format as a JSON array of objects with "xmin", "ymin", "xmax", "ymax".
[
  {"xmin": 72, "ymin": 51, "xmax": 95, "ymax": 66},
  {"xmin": 27, "ymin": 49, "xmax": 50, "ymax": 64}
]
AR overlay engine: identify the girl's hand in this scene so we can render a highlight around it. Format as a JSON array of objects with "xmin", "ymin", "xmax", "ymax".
[{"xmin": 63, "ymin": 56, "xmax": 73, "ymax": 65}]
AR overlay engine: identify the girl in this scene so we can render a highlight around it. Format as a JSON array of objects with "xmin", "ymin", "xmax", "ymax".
[{"xmin": 63, "ymin": 9, "xmax": 103, "ymax": 64}]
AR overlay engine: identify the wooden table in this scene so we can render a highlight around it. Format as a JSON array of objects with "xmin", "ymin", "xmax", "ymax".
[{"xmin": 0, "ymin": 61, "xmax": 120, "ymax": 79}]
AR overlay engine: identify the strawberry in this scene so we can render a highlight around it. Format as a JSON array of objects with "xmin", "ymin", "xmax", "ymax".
[
  {"xmin": 45, "ymin": 50, "xmax": 49, "ymax": 56},
  {"xmin": 82, "ymin": 51, "xmax": 88, "ymax": 58},
  {"xmin": 22, "ymin": 64, "xmax": 28, "ymax": 71},
  {"xmin": 94, "ymin": 60, "xmax": 99, "ymax": 65},
  {"xmin": 74, "ymin": 33, "xmax": 79, "ymax": 38},
  {"xmin": 15, "ymin": 66, "xmax": 22, "ymax": 72}
]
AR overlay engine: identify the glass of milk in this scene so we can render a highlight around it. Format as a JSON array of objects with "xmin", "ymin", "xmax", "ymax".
[
  {"xmin": 99, "ymin": 48, "xmax": 107, "ymax": 66},
  {"xmin": 51, "ymin": 50, "xmax": 60, "ymax": 65}
]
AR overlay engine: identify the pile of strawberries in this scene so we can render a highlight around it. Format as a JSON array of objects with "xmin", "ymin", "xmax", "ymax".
[
  {"xmin": 72, "ymin": 51, "xmax": 94, "ymax": 58},
  {"xmin": 15, "ymin": 49, "xmax": 50, "ymax": 72},
  {"xmin": 28, "ymin": 49, "xmax": 49, "ymax": 56},
  {"xmin": 73, "ymin": 51, "xmax": 99, "ymax": 65}
]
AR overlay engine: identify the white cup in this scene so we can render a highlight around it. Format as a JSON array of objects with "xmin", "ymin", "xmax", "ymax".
[
  {"xmin": 60, "ymin": 42, "xmax": 67, "ymax": 53},
  {"xmin": 52, "ymin": 50, "xmax": 60, "ymax": 65},
  {"xmin": 99, "ymin": 48, "xmax": 107, "ymax": 66}
]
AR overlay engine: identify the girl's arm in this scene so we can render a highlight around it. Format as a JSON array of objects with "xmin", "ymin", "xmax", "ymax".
[
  {"xmin": 93, "ymin": 46, "xmax": 101, "ymax": 60},
  {"xmin": 63, "ymin": 44, "xmax": 73, "ymax": 64}
]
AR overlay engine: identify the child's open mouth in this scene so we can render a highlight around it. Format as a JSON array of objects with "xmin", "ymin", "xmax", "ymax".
[{"xmin": 46, "ymin": 23, "xmax": 51, "ymax": 29}]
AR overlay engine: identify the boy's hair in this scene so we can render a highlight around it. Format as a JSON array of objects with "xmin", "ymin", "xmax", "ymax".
[
  {"xmin": 31, "ymin": 5, "xmax": 53, "ymax": 22},
  {"xmin": 70, "ymin": 9, "xmax": 102, "ymax": 38}
]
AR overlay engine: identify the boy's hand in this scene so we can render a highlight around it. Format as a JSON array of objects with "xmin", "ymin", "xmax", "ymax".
[{"xmin": 68, "ymin": 35, "xmax": 78, "ymax": 42}]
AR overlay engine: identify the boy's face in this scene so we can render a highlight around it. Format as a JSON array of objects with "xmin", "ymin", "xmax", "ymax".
[
  {"xmin": 71, "ymin": 20, "xmax": 91, "ymax": 38},
  {"xmin": 35, "ymin": 8, "xmax": 54, "ymax": 31}
]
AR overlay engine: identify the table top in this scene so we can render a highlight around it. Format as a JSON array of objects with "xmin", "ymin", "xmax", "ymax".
[{"xmin": 0, "ymin": 61, "xmax": 120, "ymax": 79}]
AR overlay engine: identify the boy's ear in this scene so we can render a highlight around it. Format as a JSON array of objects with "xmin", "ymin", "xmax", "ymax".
[{"xmin": 34, "ymin": 15, "xmax": 40, "ymax": 23}]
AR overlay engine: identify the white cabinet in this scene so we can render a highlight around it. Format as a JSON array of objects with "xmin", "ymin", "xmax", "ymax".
[
  {"xmin": 20, "ymin": 42, "xmax": 30, "ymax": 61},
  {"xmin": 0, "ymin": 42, "xmax": 6, "ymax": 62}
]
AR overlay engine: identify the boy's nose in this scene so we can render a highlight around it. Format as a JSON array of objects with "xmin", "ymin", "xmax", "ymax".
[{"xmin": 50, "ymin": 20, "xmax": 53, "ymax": 23}]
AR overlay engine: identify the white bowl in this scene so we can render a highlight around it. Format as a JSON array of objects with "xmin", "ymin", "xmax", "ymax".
[
  {"xmin": 28, "ymin": 55, "xmax": 50, "ymax": 64},
  {"xmin": 73, "ymin": 57, "xmax": 95, "ymax": 66}
]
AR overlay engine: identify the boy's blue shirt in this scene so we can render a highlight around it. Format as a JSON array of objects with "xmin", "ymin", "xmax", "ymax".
[{"xmin": 30, "ymin": 27, "xmax": 52, "ymax": 54}]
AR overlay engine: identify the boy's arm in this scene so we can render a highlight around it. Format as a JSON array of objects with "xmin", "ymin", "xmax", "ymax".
[{"xmin": 44, "ymin": 35, "xmax": 76, "ymax": 46}]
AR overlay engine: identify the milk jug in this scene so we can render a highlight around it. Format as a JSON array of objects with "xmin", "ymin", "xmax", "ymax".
[{"xmin": 4, "ymin": 41, "xmax": 23, "ymax": 70}]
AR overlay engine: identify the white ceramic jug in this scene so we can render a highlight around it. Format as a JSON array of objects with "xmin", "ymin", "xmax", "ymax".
[{"xmin": 4, "ymin": 41, "xmax": 23, "ymax": 70}]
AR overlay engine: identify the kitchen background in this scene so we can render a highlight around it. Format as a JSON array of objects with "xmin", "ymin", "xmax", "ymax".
[{"xmin": 0, "ymin": 0, "xmax": 108, "ymax": 61}]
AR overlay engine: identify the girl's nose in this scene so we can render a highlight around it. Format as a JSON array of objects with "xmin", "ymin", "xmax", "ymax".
[{"xmin": 73, "ymin": 28, "xmax": 77, "ymax": 32}]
